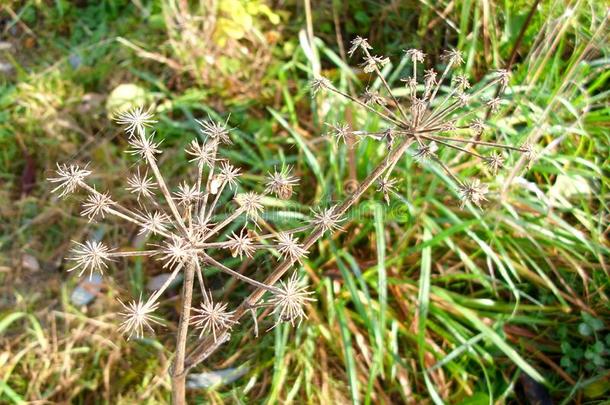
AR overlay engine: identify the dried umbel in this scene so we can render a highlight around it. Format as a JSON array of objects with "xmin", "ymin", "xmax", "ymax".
[
  {"xmin": 314, "ymin": 37, "xmax": 531, "ymax": 208},
  {"xmin": 49, "ymin": 109, "xmax": 320, "ymax": 343}
]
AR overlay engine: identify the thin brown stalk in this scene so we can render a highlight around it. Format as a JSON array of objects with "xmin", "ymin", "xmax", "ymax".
[
  {"xmin": 420, "ymin": 134, "xmax": 526, "ymax": 152},
  {"xmin": 171, "ymin": 260, "xmax": 196, "ymax": 405}
]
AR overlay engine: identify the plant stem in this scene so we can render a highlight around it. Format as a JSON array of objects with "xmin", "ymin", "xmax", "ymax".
[
  {"xmin": 184, "ymin": 136, "xmax": 415, "ymax": 370},
  {"xmin": 171, "ymin": 260, "xmax": 196, "ymax": 405}
]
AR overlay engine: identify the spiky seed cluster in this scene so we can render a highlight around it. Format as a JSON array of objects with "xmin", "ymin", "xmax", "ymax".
[
  {"xmin": 486, "ymin": 152, "xmax": 504, "ymax": 175},
  {"xmin": 139, "ymin": 210, "xmax": 170, "ymax": 236},
  {"xmin": 235, "ymin": 192, "xmax": 264, "ymax": 219},
  {"xmin": 405, "ymin": 48, "xmax": 425, "ymax": 63},
  {"xmin": 268, "ymin": 273, "xmax": 316, "ymax": 328},
  {"xmin": 67, "ymin": 240, "xmax": 114, "ymax": 278},
  {"xmin": 377, "ymin": 178, "xmax": 399, "ymax": 205},
  {"xmin": 50, "ymin": 107, "xmax": 321, "ymax": 341},
  {"xmin": 443, "ymin": 49, "xmax": 465, "ymax": 67},
  {"xmin": 192, "ymin": 290, "xmax": 237, "ymax": 341},
  {"xmin": 127, "ymin": 168, "xmax": 157, "ymax": 200},
  {"xmin": 127, "ymin": 133, "xmax": 162, "ymax": 160},
  {"xmin": 327, "ymin": 123, "xmax": 352, "ymax": 143},
  {"xmin": 159, "ymin": 236, "xmax": 191, "ymax": 269},
  {"xmin": 414, "ymin": 142, "xmax": 438, "ymax": 162},
  {"xmin": 115, "ymin": 107, "xmax": 157, "ymax": 138},
  {"xmin": 459, "ymin": 179, "xmax": 489, "ymax": 208},
  {"xmin": 49, "ymin": 164, "xmax": 91, "ymax": 198},
  {"xmin": 265, "ymin": 167, "xmax": 299, "ymax": 199},
  {"xmin": 118, "ymin": 297, "xmax": 162, "ymax": 340},
  {"xmin": 186, "ymin": 140, "xmax": 216, "ymax": 168},
  {"xmin": 362, "ymin": 88, "xmax": 387, "ymax": 106},
  {"xmin": 310, "ymin": 77, "xmax": 331, "ymax": 95},
  {"xmin": 175, "ymin": 182, "xmax": 200, "ymax": 206},
  {"xmin": 310, "ymin": 206, "xmax": 345, "ymax": 234},
  {"xmin": 348, "ymin": 36, "xmax": 371, "ymax": 57},
  {"xmin": 219, "ymin": 161, "xmax": 241, "ymax": 190},
  {"xmin": 226, "ymin": 229, "xmax": 255, "ymax": 258},
  {"xmin": 197, "ymin": 118, "xmax": 232, "ymax": 144},
  {"xmin": 276, "ymin": 233, "xmax": 308, "ymax": 263},
  {"xmin": 319, "ymin": 37, "xmax": 529, "ymax": 209},
  {"xmin": 81, "ymin": 191, "xmax": 114, "ymax": 221},
  {"xmin": 362, "ymin": 55, "xmax": 390, "ymax": 73}
]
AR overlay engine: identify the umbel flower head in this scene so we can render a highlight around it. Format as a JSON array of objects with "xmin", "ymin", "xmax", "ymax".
[
  {"xmin": 49, "ymin": 107, "xmax": 321, "ymax": 340},
  {"xmin": 268, "ymin": 273, "xmax": 316, "ymax": 328},
  {"xmin": 314, "ymin": 37, "xmax": 533, "ymax": 209},
  {"xmin": 265, "ymin": 166, "xmax": 299, "ymax": 199},
  {"xmin": 118, "ymin": 296, "xmax": 162, "ymax": 340},
  {"xmin": 67, "ymin": 240, "xmax": 114, "ymax": 278},
  {"xmin": 192, "ymin": 289, "xmax": 237, "ymax": 341}
]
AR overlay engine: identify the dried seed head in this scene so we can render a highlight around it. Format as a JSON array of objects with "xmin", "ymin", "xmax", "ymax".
[
  {"xmin": 226, "ymin": 228, "xmax": 256, "ymax": 258},
  {"xmin": 118, "ymin": 296, "xmax": 162, "ymax": 340},
  {"xmin": 67, "ymin": 240, "xmax": 114, "ymax": 278},
  {"xmin": 486, "ymin": 97, "xmax": 502, "ymax": 113},
  {"xmin": 174, "ymin": 182, "xmax": 200, "ymax": 206},
  {"xmin": 185, "ymin": 140, "xmax": 216, "ymax": 168},
  {"xmin": 348, "ymin": 36, "xmax": 372, "ymax": 57},
  {"xmin": 197, "ymin": 118, "xmax": 231, "ymax": 144},
  {"xmin": 158, "ymin": 236, "xmax": 191, "ymax": 269},
  {"xmin": 268, "ymin": 273, "xmax": 316, "ymax": 328},
  {"xmin": 81, "ymin": 191, "xmax": 114, "ymax": 221},
  {"xmin": 114, "ymin": 107, "xmax": 157, "ymax": 138},
  {"xmin": 265, "ymin": 167, "xmax": 299, "ymax": 199},
  {"xmin": 453, "ymin": 75, "xmax": 471, "ymax": 90},
  {"xmin": 49, "ymin": 163, "xmax": 91, "ymax": 198},
  {"xmin": 456, "ymin": 92, "xmax": 470, "ymax": 107},
  {"xmin": 126, "ymin": 133, "xmax": 162, "ymax": 160},
  {"xmin": 495, "ymin": 69, "xmax": 511, "ymax": 89},
  {"xmin": 470, "ymin": 118, "xmax": 486, "ymax": 136},
  {"xmin": 310, "ymin": 77, "xmax": 331, "ymax": 95},
  {"xmin": 362, "ymin": 55, "xmax": 390, "ymax": 73},
  {"xmin": 362, "ymin": 88, "xmax": 386, "ymax": 105},
  {"xmin": 126, "ymin": 168, "xmax": 157, "ymax": 201},
  {"xmin": 486, "ymin": 151, "xmax": 505, "ymax": 175},
  {"xmin": 414, "ymin": 141, "xmax": 438, "ymax": 162},
  {"xmin": 139, "ymin": 210, "xmax": 171, "ymax": 236},
  {"xmin": 192, "ymin": 290, "xmax": 237, "ymax": 341},
  {"xmin": 405, "ymin": 48, "xmax": 425, "ymax": 63},
  {"xmin": 219, "ymin": 161, "xmax": 241, "ymax": 190},
  {"xmin": 327, "ymin": 122, "xmax": 352, "ymax": 144},
  {"xmin": 377, "ymin": 177, "xmax": 399, "ymax": 205},
  {"xmin": 442, "ymin": 49, "xmax": 464, "ymax": 67},
  {"xmin": 458, "ymin": 179, "xmax": 488, "ymax": 208},
  {"xmin": 310, "ymin": 206, "xmax": 345, "ymax": 234},
  {"xmin": 235, "ymin": 192, "xmax": 264, "ymax": 219},
  {"xmin": 276, "ymin": 232, "xmax": 307, "ymax": 263}
]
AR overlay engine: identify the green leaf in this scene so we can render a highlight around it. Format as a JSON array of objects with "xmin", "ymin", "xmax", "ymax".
[
  {"xmin": 418, "ymin": 228, "xmax": 443, "ymax": 404},
  {"xmin": 436, "ymin": 291, "xmax": 546, "ymax": 383},
  {"xmin": 373, "ymin": 203, "xmax": 386, "ymax": 376},
  {"xmin": 0, "ymin": 313, "xmax": 26, "ymax": 334},
  {"xmin": 336, "ymin": 302, "xmax": 360, "ymax": 405}
]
